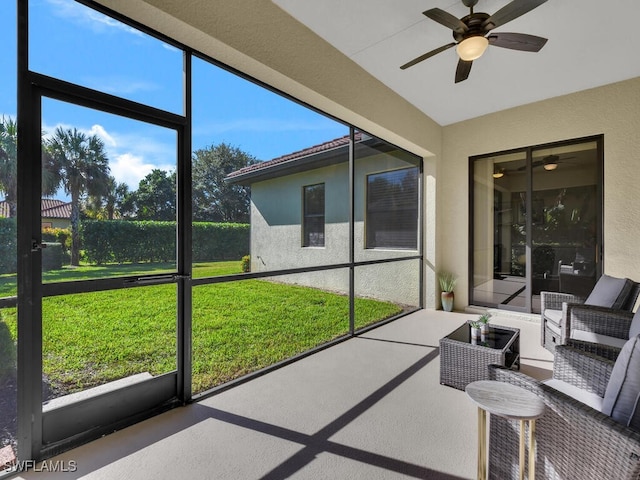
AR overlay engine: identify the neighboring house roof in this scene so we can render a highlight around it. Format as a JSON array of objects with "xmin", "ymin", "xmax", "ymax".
[
  {"xmin": 41, "ymin": 199, "xmax": 72, "ymax": 219},
  {"xmin": 227, "ymin": 132, "xmax": 392, "ymax": 185},
  {"xmin": 0, "ymin": 198, "xmax": 72, "ymax": 219}
]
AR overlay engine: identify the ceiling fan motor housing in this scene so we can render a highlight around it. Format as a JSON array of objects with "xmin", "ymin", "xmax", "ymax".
[{"xmin": 454, "ymin": 13, "xmax": 490, "ymax": 42}]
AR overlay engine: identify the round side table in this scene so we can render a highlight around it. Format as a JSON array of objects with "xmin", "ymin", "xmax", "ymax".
[{"xmin": 465, "ymin": 380, "xmax": 545, "ymax": 480}]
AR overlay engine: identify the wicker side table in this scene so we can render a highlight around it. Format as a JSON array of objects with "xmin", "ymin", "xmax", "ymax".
[{"xmin": 440, "ymin": 321, "xmax": 520, "ymax": 390}]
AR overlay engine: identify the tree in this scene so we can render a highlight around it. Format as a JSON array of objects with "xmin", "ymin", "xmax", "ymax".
[
  {"xmin": 192, "ymin": 143, "xmax": 258, "ymax": 223},
  {"xmin": 47, "ymin": 127, "xmax": 110, "ymax": 265},
  {"xmin": 0, "ymin": 117, "xmax": 17, "ymax": 218},
  {"xmin": 84, "ymin": 176, "xmax": 130, "ymax": 220},
  {"xmin": 129, "ymin": 169, "xmax": 176, "ymax": 221},
  {"xmin": 0, "ymin": 116, "xmax": 61, "ymax": 218}
]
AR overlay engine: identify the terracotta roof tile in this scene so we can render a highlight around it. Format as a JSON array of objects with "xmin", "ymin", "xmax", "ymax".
[
  {"xmin": 226, "ymin": 132, "xmax": 362, "ymax": 179},
  {"xmin": 0, "ymin": 198, "xmax": 72, "ymax": 219}
]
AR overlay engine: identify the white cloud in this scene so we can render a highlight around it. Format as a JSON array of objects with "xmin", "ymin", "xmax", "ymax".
[
  {"xmin": 42, "ymin": 121, "xmax": 175, "ymax": 189},
  {"xmin": 84, "ymin": 76, "xmax": 160, "ymax": 96},
  {"xmin": 109, "ymin": 153, "xmax": 173, "ymax": 189},
  {"xmin": 45, "ymin": 0, "xmax": 144, "ymax": 37},
  {"xmin": 87, "ymin": 124, "xmax": 116, "ymax": 148}
]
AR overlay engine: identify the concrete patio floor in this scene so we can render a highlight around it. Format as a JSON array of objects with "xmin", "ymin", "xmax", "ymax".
[{"xmin": 15, "ymin": 309, "xmax": 553, "ymax": 480}]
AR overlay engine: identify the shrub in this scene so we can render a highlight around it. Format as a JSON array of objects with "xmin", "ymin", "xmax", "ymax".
[
  {"xmin": 0, "ymin": 218, "xmax": 17, "ymax": 274},
  {"xmin": 82, "ymin": 220, "xmax": 250, "ymax": 264},
  {"xmin": 42, "ymin": 227, "xmax": 71, "ymax": 254},
  {"xmin": 192, "ymin": 222, "xmax": 250, "ymax": 261},
  {"xmin": 42, "ymin": 242, "xmax": 63, "ymax": 271},
  {"xmin": 0, "ymin": 320, "xmax": 16, "ymax": 380},
  {"xmin": 241, "ymin": 255, "xmax": 251, "ymax": 272}
]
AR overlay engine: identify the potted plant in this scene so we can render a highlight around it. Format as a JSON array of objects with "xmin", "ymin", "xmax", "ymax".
[
  {"xmin": 478, "ymin": 312, "xmax": 492, "ymax": 334},
  {"xmin": 469, "ymin": 320, "xmax": 482, "ymax": 339},
  {"xmin": 438, "ymin": 271, "xmax": 457, "ymax": 312}
]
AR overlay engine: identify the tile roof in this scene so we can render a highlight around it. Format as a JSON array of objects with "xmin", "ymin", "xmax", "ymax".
[
  {"xmin": 226, "ymin": 132, "xmax": 363, "ymax": 180},
  {"xmin": 41, "ymin": 200, "xmax": 72, "ymax": 219},
  {"xmin": 0, "ymin": 198, "xmax": 72, "ymax": 219}
]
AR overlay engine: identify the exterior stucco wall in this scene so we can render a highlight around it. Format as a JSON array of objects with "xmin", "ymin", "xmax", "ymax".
[
  {"xmin": 441, "ymin": 77, "xmax": 640, "ymax": 308},
  {"xmin": 42, "ymin": 218, "xmax": 70, "ymax": 230},
  {"xmin": 249, "ymin": 153, "xmax": 421, "ymax": 306}
]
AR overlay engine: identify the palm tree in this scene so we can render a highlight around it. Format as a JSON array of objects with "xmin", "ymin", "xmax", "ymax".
[
  {"xmin": 0, "ymin": 116, "xmax": 18, "ymax": 218},
  {"xmin": 85, "ymin": 176, "xmax": 129, "ymax": 220},
  {"xmin": 47, "ymin": 127, "xmax": 110, "ymax": 265},
  {"xmin": 0, "ymin": 116, "xmax": 60, "ymax": 218}
]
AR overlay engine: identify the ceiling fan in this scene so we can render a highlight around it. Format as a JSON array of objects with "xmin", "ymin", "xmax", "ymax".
[
  {"xmin": 534, "ymin": 154, "xmax": 575, "ymax": 171},
  {"xmin": 494, "ymin": 154, "xmax": 576, "ymax": 177},
  {"xmin": 400, "ymin": 0, "xmax": 549, "ymax": 83}
]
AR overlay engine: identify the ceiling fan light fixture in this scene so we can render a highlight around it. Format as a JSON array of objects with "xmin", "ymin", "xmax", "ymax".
[
  {"xmin": 492, "ymin": 168, "xmax": 504, "ymax": 179},
  {"xmin": 456, "ymin": 35, "xmax": 489, "ymax": 61},
  {"xmin": 543, "ymin": 155, "xmax": 559, "ymax": 170}
]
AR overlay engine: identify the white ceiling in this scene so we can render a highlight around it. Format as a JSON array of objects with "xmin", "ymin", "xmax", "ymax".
[{"xmin": 272, "ymin": 0, "xmax": 640, "ymax": 126}]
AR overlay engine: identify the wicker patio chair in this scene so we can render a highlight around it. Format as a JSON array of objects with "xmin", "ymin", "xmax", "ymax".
[
  {"xmin": 540, "ymin": 276, "xmax": 639, "ymax": 353},
  {"xmin": 487, "ymin": 342, "xmax": 640, "ymax": 480},
  {"xmin": 565, "ymin": 301, "xmax": 640, "ymax": 350}
]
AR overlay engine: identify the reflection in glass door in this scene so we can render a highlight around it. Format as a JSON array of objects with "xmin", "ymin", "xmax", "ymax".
[
  {"xmin": 471, "ymin": 137, "xmax": 602, "ymax": 313},
  {"xmin": 531, "ymin": 141, "xmax": 599, "ymax": 310},
  {"xmin": 472, "ymin": 151, "xmax": 528, "ymax": 310}
]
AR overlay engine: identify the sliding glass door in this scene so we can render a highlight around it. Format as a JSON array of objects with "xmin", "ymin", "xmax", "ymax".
[{"xmin": 470, "ymin": 137, "xmax": 602, "ymax": 313}]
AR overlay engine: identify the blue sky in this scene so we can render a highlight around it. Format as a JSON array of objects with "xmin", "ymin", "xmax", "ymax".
[{"xmin": 1, "ymin": 0, "xmax": 347, "ymax": 197}]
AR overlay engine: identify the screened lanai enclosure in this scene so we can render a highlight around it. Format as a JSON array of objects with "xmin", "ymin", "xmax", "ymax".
[{"xmin": 0, "ymin": 0, "xmax": 423, "ymax": 470}]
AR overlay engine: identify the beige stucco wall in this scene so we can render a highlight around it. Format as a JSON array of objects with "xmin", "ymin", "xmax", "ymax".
[{"xmin": 441, "ymin": 76, "xmax": 640, "ymax": 308}]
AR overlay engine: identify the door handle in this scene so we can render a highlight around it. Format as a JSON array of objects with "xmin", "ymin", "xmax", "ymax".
[{"xmin": 31, "ymin": 239, "xmax": 47, "ymax": 252}]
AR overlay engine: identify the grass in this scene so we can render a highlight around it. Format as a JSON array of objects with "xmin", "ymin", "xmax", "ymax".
[
  {"xmin": 0, "ymin": 260, "xmax": 243, "ymax": 297},
  {"xmin": 0, "ymin": 261, "xmax": 402, "ymax": 396}
]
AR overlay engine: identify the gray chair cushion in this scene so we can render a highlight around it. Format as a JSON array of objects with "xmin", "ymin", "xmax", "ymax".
[
  {"xmin": 543, "ymin": 309, "xmax": 563, "ymax": 325},
  {"xmin": 630, "ymin": 309, "xmax": 640, "ymax": 339},
  {"xmin": 603, "ymin": 335, "xmax": 640, "ymax": 429},
  {"xmin": 585, "ymin": 275, "xmax": 633, "ymax": 309}
]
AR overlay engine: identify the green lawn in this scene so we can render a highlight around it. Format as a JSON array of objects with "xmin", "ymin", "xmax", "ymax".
[
  {"xmin": 0, "ymin": 260, "xmax": 243, "ymax": 298},
  {"xmin": 0, "ymin": 261, "xmax": 402, "ymax": 396}
]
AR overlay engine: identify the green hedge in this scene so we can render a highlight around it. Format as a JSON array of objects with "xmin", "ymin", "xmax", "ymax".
[
  {"xmin": 42, "ymin": 242, "xmax": 63, "ymax": 271},
  {"xmin": 0, "ymin": 218, "xmax": 17, "ymax": 274},
  {"xmin": 192, "ymin": 222, "xmax": 250, "ymax": 262},
  {"xmin": 83, "ymin": 220, "xmax": 249, "ymax": 264}
]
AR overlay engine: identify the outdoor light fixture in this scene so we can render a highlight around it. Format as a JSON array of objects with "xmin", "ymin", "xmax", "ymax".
[
  {"xmin": 456, "ymin": 36, "xmax": 489, "ymax": 61},
  {"xmin": 543, "ymin": 157, "xmax": 559, "ymax": 170}
]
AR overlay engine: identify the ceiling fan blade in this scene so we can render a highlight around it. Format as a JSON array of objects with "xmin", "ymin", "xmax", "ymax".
[
  {"xmin": 455, "ymin": 59, "xmax": 472, "ymax": 83},
  {"xmin": 518, "ymin": 160, "xmax": 543, "ymax": 171},
  {"xmin": 400, "ymin": 42, "xmax": 456, "ymax": 70},
  {"xmin": 423, "ymin": 8, "xmax": 468, "ymax": 35},
  {"xmin": 488, "ymin": 33, "xmax": 548, "ymax": 52},
  {"xmin": 482, "ymin": 0, "xmax": 548, "ymax": 31}
]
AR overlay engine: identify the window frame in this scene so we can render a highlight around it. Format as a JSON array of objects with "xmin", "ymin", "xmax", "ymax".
[
  {"xmin": 302, "ymin": 182, "xmax": 325, "ymax": 248},
  {"xmin": 365, "ymin": 166, "xmax": 419, "ymax": 250}
]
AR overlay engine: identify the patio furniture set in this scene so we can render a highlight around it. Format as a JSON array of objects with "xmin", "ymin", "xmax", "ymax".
[{"xmin": 440, "ymin": 273, "xmax": 640, "ymax": 479}]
